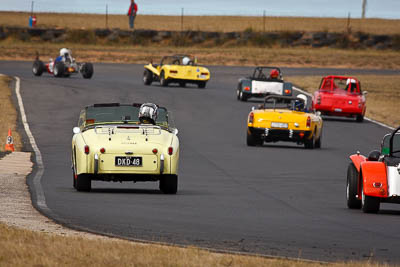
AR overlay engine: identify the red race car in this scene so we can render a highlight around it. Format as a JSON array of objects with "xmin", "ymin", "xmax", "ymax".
[
  {"xmin": 347, "ymin": 126, "xmax": 400, "ymax": 213},
  {"xmin": 312, "ymin": 76, "xmax": 367, "ymax": 122}
]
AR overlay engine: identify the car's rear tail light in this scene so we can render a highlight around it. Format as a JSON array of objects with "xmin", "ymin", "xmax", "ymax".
[
  {"xmin": 244, "ymin": 86, "xmax": 250, "ymax": 91},
  {"xmin": 299, "ymin": 132, "xmax": 304, "ymax": 138},
  {"xmin": 86, "ymin": 119, "xmax": 95, "ymax": 124},
  {"xmin": 152, "ymin": 148, "xmax": 158, "ymax": 154},
  {"xmin": 84, "ymin": 145, "xmax": 90, "ymax": 154},
  {"xmin": 317, "ymin": 95, "xmax": 321, "ymax": 105},
  {"xmin": 358, "ymin": 101, "xmax": 362, "ymax": 108},
  {"xmin": 170, "ymin": 70, "xmax": 178, "ymax": 74},
  {"xmin": 373, "ymin": 182, "xmax": 382, "ymax": 188},
  {"xmin": 100, "ymin": 148, "xmax": 106, "ymax": 153},
  {"xmin": 284, "ymin": 89, "xmax": 291, "ymax": 95},
  {"xmin": 168, "ymin": 147, "xmax": 173, "ymax": 155},
  {"xmin": 249, "ymin": 112, "xmax": 254, "ymax": 124},
  {"xmin": 306, "ymin": 116, "xmax": 311, "ymax": 128},
  {"xmin": 201, "ymin": 72, "xmax": 208, "ymax": 75}
]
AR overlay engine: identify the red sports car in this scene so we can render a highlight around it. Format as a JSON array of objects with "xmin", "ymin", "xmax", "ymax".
[
  {"xmin": 312, "ymin": 76, "xmax": 367, "ymax": 122},
  {"xmin": 347, "ymin": 126, "xmax": 400, "ymax": 213}
]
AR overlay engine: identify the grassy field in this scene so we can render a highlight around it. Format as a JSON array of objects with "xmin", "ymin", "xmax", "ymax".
[
  {"xmin": 0, "ymin": 222, "xmax": 397, "ymax": 267},
  {"xmin": 1, "ymin": 11, "xmax": 400, "ymax": 34},
  {"xmin": 1, "ymin": 40, "xmax": 400, "ymax": 70},
  {"xmin": 287, "ymin": 75, "xmax": 400, "ymax": 127}
]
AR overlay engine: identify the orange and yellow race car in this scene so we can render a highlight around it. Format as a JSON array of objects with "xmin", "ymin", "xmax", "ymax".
[
  {"xmin": 246, "ymin": 95, "xmax": 323, "ymax": 149},
  {"xmin": 347, "ymin": 126, "xmax": 400, "ymax": 213}
]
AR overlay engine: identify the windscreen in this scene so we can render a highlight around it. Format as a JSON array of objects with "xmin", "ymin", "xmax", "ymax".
[
  {"xmin": 85, "ymin": 105, "xmax": 169, "ymax": 127},
  {"xmin": 381, "ymin": 133, "xmax": 400, "ymax": 156}
]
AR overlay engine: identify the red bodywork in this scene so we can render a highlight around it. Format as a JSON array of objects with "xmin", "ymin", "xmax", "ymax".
[
  {"xmin": 350, "ymin": 155, "xmax": 388, "ymax": 200},
  {"xmin": 312, "ymin": 76, "xmax": 366, "ymax": 117}
]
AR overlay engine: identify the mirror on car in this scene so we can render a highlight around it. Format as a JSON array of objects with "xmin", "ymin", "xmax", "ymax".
[
  {"xmin": 172, "ymin": 128, "xmax": 178, "ymax": 135},
  {"xmin": 73, "ymin": 127, "xmax": 81, "ymax": 134},
  {"xmin": 315, "ymin": 111, "xmax": 322, "ymax": 116},
  {"xmin": 363, "ymin": 91, "xmax": 368, "ymax": 96},
  {"xmin": 251, "ymin": 106, "xmax": 256, "ymax": 111}
]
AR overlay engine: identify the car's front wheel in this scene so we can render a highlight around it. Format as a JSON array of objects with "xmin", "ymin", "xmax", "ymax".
[
  {"xmin": 159, "ymin": 175, "xmax": 178, "ymax": 194},
  {"xmin": 81, "ymin": 63, "xmax": 94, "ymax": 79},
  {"xmin": 361, "ymin": 179, "xmax": 380, "ymax": 213},
  {"xmin": 346, "ymin": 163, "xmax": 361, "ymax": 209},
  {"xmin": 53, "ymin": 61, "xmax": 65, "ymax": 77},
  {"xmin": 76, "ymin": 174, "xmax": 91, "ymax": 192}
]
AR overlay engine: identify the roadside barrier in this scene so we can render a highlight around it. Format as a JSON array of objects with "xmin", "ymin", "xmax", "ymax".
[{"xmin": 5, "ymin": 128, "xmax": 14, "ymax": 152}]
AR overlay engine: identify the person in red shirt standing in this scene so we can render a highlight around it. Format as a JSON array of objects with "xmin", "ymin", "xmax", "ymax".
[{"xmin": 127, "ymin": 0, "xmax": 138, "ymax": 29}]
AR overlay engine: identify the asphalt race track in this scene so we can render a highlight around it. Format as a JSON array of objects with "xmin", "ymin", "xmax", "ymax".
[{"xmin": 1, "ymin": 61, "xmax": 400, "ymax": 263}]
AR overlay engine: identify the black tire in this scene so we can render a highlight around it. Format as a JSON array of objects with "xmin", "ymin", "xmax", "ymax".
[
  {"xmin": 159, "ymin": 175, "xmax": 178, "ymax": 194},
  {"xmin": 304, "ymin": 134, "xmax": 315, "ymax": 149},
  {"xmin": 81, "ymin": 63, "xmax": 94, "ymax": 79},
  {"xmin": 361, "ymin": 179, "xmax": 380, "ymax": 213},
  {"xmin": 76, "ymin": 174, "xmax": 91, "ymax": 192},
  {"xmin": 356, "ymin": 114, "xmax": 364, "ymax": 122},
  {"xmin": 346, "ymin": 163, "xmax": 361, "ymax": 209},
  {"xmin": 315, "ymin": 129, "xmax": 322, "ymax": 148},
  {"xmin": 179, "ymin": 81, "xmax": 186, "ymax": 87},
  {"xmin": 143, "ymin": 69, "xmax": 153, "ymax": 85},
  {"xmin": 239, "ymin": 90, "xmax": 248, "ymax": 102},
  {"xmin": 53, "ymin": 61, "xmax": 65, "ymax": 77},
  {"xmin": 246, "ymin": 130, "xmax": 263, "ymax": 146},
  {"xmin": 32, "ymin": 60, "xmax": 44, "ymax": 76},
  {"xmin": 160, "ymin": 71, "xmax": 168, "ymax": 87},
  {"xmin": 198, "ymin": 81, "xmax": 206, "ymax": 89}
]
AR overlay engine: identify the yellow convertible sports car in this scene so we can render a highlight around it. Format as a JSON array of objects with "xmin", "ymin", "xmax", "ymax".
[
  {"xmin": 71, "ymin": 103, "xmax": 180, "ymax": 194},
  {"xmin": 143, "ymin": 55, "xmax": 210, "ymax": 88},
  {"xmin": 247, "ymin": 95, "xmax": 323, "ymax": 149}
]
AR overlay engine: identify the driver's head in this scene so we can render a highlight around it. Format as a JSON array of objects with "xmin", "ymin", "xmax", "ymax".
[
  {"xmin": 270, "ymin": 69, "xmax": 279, "ymax": 79},
  {"xmin": 182, "ymin": 56, "xmax": 190, "ymax": 65},
  {"xmin": 297, "ymin": 94, "xmax": 307, "ymax": 106},
  {"xmin": 138, "ymin": 103, "xmax": 158, "ymax": 124},
  {"xmin": 294, "ymin": 99, "xmax": 305, "ymax": 111},
  {"xmin": 60, "ymin": 48, "xmax": 70, "ymax": 57}
]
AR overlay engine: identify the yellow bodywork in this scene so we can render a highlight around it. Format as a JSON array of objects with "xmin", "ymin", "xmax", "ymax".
[
  {"xmin": 247, "ymin": 108, "xmax": 323, "ymax": 146},
  {"xmin": 145, "ymin": 63, "xmax": 210, "ymax": 81}
]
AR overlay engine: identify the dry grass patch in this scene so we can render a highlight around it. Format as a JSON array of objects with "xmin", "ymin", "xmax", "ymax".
[
  {"xmin": 1, "ymin": 41, "xmax": 400, "ymax": 70},
  {"xmin": 287, "ymin": 75, "xmax": 400, "ymax": 127},
  {"xmin": 0, "ymin": 222, "xmax": 395, "ymax": 267},
  {"xmin": 0, "ymin": 76, "xmax": 22, "ymax": 151},
  {"xmin": 1, "ymin": 11, "xmax": 400, "ymax": 34}
]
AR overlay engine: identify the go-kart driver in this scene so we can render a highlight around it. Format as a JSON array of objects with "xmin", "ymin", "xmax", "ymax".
[
  {"xmin": 49, "ymin": 48, "xmax": 73, "ymax": 73},
  {"xmin": 269, "ymin": 69, "xmax": 279, "ymax": 80},
  {"xmin": 138, "ymin": 103, "xmax": 158, "ymax": 125},
  {"xmin": 294, "ymin": 94, "xmax": 309, "ymax": 112}
]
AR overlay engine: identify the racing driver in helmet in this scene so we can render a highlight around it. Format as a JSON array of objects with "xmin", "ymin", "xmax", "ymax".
[{"xmin": 138, "ymin": 103, "xmax": 158, "ymax": 125}]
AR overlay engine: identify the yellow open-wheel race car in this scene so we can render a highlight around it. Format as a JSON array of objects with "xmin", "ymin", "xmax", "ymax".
[
  {"xmin": 246, "ymin": 95, "xmax": 323, "ymax": 149},
  {"xmin": 143, "ymin": 55, "xmax": 210, "ymax": 88}
]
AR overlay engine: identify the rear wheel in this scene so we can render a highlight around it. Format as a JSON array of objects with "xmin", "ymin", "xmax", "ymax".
[
  {"xmin": 361, "ymin": 179, "xmax": 380, "ymax": 213},
  {"xmin": 159, "ymin": 175, "xmax": 178, "ymax": 194},
  {"xmin": 143, "ymin": 69, "xmax": 153, "ymax": 85},
  {"xmin": 239, "ymin": 90, "xmax": 248, "ymax": 102},
  {"xmin": 198, "ymin": 81, "xmax": 206, "ymax": 89},
  {"xmin": 53, "ymin": 61, "xmax": 65, "ymax": 77},
  {"xmin": 160, "ymin": 71, "xmax": 168, "ymax": 87},
  {"xmin": 315, "ymin": 129, "xmax": 322, "ymax": 148},
  {"xmin": 304, "ymin": 134, "xmax": 315, "ymax": 149},
  {"xmin": 76, "ymin": 174, "xmax": 91, "ymax": 192},
  {"xmin": 32, "ymin": 60, "xmax": 44, "ymax": 76},
  {"xmin": 356, "ymin": 114, "xmax": 364, "ymax": 122},
  {"xmin": 346, "ymin": 163, "xmax": 361, "ymax": 209},
  {"xmin": 81, "ymin": 63, "xmax": 94, "ymax": 79},
  {"xmin": 246, "ymin": 130, "xmax": 263, "ymax": 146}
]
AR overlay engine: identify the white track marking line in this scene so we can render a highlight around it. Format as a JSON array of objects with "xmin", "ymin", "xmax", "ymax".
[
  {"xmin": 14, "ymin": 76, "xmax": 50, "ymax": 212},
  {"xmin": 293, "ymin": 86, "xmax": 394, "ymax": 130}
]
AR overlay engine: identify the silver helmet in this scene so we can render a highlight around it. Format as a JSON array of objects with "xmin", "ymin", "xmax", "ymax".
[{"xmin": 138, "ymin": 103, "xmax": 158, "ymax": 124}]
